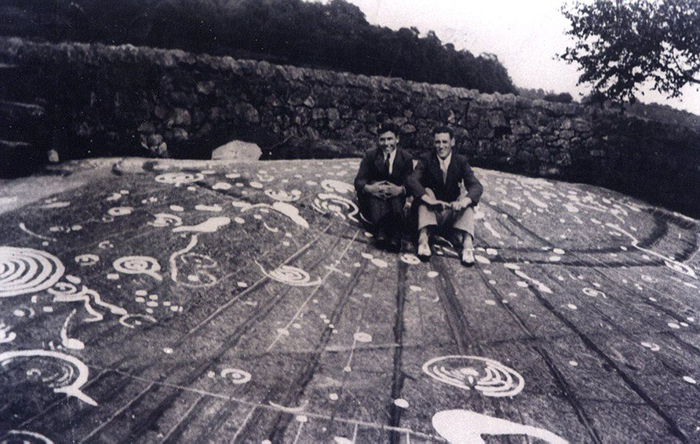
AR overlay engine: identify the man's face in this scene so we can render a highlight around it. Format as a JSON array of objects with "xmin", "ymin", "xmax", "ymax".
[
  {"xmin": 378, "ymin": 131, "xmax": 398, "ymax": 155},
  {"xmin": 434, "ymin": 132, "xmax": 454, "ymax": 159}
]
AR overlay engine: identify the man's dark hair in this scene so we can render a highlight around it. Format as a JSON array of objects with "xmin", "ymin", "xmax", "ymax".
[
  {"xmin": 378, "ymin": 122, "xmax": 400, "ymax": 138},
  {"xmin": 432, "ymin": 125, "xmax": 454, "ymax": 139}
]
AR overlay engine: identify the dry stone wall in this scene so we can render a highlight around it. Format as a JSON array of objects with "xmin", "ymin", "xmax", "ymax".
[{"xmin": 1, "ymin": 37, "xmax": 698, "ymax": 216}]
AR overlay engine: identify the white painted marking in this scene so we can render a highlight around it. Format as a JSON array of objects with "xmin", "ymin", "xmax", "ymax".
[
  {"xmin": 0, "ymin": 247, "xmax": 65, "ymax": 297},
  {"xmin": 483, "ymin": 222, "xmax": 502, "ymax": 239},
  {"xmin": 107, "ymin": 206, "xmax": 133, "ymax": 217},
  {"xmin": 60, "ymin": 309, "xmax": 85, "ymax": 350},
  {"xmin": 0, "ymin": 350, "xmax": 97, "ymax": 406},
  {"xmin": 195, "ymin": 204, "xmax": 223, "ymax": 212},
  {"xmin": 221, "ymin": 368, "xmax": 252, "ymax": 384},
  {"xmin": 172, "ymin": 217, "xmax": 231, "ymax": 233},
  {"xmin": 19, "ymin": 223, "xmax": 57, "ymax": 242},
  {"xmin": 432, "ymin": 410, "xmax": 567, "ymax": 444},
  {"xmin": 113, "ymin": 256, "xmax": 163, "ymax": 281},
  {"xmin": 423, "ymin": 355, "xmax": 524, "ymax": 397}
]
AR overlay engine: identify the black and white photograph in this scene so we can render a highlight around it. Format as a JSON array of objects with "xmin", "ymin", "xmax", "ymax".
[{"xmin": 0, "ymin": 0, "xmax": 699, "ymax": 442}]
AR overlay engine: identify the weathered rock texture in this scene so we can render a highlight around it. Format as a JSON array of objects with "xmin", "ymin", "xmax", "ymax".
[{"xmin": 0, "ymin": 37, "xmax": 698, "ymax": 216}]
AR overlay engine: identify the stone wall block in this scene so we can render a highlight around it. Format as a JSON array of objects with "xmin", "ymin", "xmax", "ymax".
[{"xmin": 487, "ymin": 111, "xmax": 508, "ymax": 128}]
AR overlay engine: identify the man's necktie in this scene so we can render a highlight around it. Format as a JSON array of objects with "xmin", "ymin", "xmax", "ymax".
[{"xmin": 384, "ymin": 155, "xmax": 390, "ymax": 176}]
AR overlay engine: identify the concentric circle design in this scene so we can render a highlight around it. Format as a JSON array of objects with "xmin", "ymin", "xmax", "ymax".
[
  {"xmin": 264, "ymin": 264, "xmax": 321, "ymax": 287},
  {"xmin": 422, "ymin": 355, "xmax": 524, "ymax": 398},
  {"xmin": 220, "ymin": 368, "xmax": 251, "ymax": 384},
  {"xmin": 113, "ymin": 256, "xmax": 163, "ymax": 281},
  {"xmin": 155, "ymin": 172, "xmax": 204, "ymax": 186},
  {"xmin": 312, "ymin": 193, "xmax": 359, "ymax": 223},
  {"xmin": 0, "ymin": 247, "xmax": 65, "ymax": 297}
]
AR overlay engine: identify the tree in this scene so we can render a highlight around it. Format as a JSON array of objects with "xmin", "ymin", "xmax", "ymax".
[{"xmin": 560, "ymin": 0, "xmax": 700, "ymax": 102}]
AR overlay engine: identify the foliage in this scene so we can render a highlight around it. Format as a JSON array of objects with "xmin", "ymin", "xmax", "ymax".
[
  {"xmin": 560, "ymin": 0, "xmax": 700, "ymax": 102},
  {"xmin": 0, "ymin": 0, "xmax": 516, "ymax": 94}
]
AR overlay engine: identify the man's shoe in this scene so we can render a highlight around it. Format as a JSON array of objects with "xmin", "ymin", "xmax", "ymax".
[
  {"xmin": 460, "ymin": 248, "xmax": 475, "ymax": 267},
  {"xmin": 417, "ymin": 243, "xmax": 432, "ymax": 262}
]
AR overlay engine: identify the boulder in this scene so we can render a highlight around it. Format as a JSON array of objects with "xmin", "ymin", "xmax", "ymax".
[{"xmin": 211, "ymin": 140, "xmax": 262, "ymax": 161}]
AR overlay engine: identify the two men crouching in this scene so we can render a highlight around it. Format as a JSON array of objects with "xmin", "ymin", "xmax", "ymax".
[{"xmin": 354, "ymin": 124, "xmax": 483, "ymax": 267}]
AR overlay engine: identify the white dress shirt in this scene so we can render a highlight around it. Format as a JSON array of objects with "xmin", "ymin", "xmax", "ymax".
[
  {"xmin": 438, "ymin": 153, "xmax": 452, "ymax": 182},
  {"xmin": 383, "ymin": 148, "xmax": 397, "ymax": 175}
]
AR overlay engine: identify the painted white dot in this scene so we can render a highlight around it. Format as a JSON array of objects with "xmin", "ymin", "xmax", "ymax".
[
  {"xmin": 207, "ymin": 371, "xmax": 216, "ymax": 378},
  {"xmin": 234, "ymin": 217, "xmax": 245, "ymax": 224},
  {"xmin": 483, "ymin": 270, "xmax": 492, "ymax": 275},
  {"xmin": 238, "ymin": 282, "xmax": 248, "ymax": 288},
  {"xmin": 393, "ymin": 398, "xmax": 409, "ymax": 408},
  {"xmin": 371, "ymin": 258, "xmax": 388, "ymax": 268},
  {"xmin": 362, "ymin": 293, "xmax": 373, "ymax": 298},
  {"xmin": 553, "ymin": 248, "xmax": 565, "ymax": 255},
  {"xmin": 295, "ymin": 415, "xmax": 308, "ymax": 423},
  {"xmin": 517, "ymin": 281, "xmax": 528, "ymax": 288},
  {"xmin": 488, "ymin": 279, "xmax": 497, "ymax": 285},
  {"xmin": 146, "ymin": 308, "xmax": 154, "ymax": 314},
  {"xmin": 680, "ymin": 322, "xmax": 689, "ymax": 328},
  {"xmin": 354, "ymin": 332, "xmax": 372, "ymax": 343},
  {"xmin": 427, "ymin": 271, "xmax": 439, "ymax": 278},
  {"xmin": 163, "ymin": 301, "xmax": 172, "ymax": 307},
  {"xmin": 668, "ymin": 322, "xmax": 681, "ymax": 329},
  {"xmin": 329, "ymin": 393, "xmax": 339, "ymax": 401},
  {"xmin": 170, "ymin": 306, "xmax": 179, "ymax": 312},
  {"xmin": 135, "ymin": 297, "xmax": 146, "ymax": 303},
  {"xmin": 292, "ymin": 323, "xmax": 302, "ymax": 329},
  {"xmin": 163, "ymin": 348, "xmax": 173, "ymax": 354},
  {"xmin": 107, "ymin": 273, "xmax": 119, "ymax": 280},
  {"xmin": 567, "ymin": 304, "xmax": 577, "ymax": 310},
  {"xmin": 485, "ymin": 300, "xmax": 497, "ymax": 306},
  {"xmin": 683, "ymin": 376, "xmax": 697, "ymax": 384}
]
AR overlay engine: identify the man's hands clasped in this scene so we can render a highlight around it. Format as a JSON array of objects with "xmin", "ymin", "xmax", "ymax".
[
  {"xmin": 421, "ymin": 194, "xmax": 472, "ymax": 211},
  {"xmin": 365, "ymin": 181, "xmax": 405, "ymax": 200}
]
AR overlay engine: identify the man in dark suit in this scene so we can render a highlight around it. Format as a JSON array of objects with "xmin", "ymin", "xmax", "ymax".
[
  {"xmin": 354, "ymin": 123, "xmax": 413, "ymax": 252},
  {"xmin": 406, "ymin": 126, "xmax": 483, "ymax": 266}
]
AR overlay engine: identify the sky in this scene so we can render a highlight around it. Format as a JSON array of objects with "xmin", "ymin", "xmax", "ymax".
[{"xmin": 342, "ymin": 0, "xmax": 700, "ymax": 115}]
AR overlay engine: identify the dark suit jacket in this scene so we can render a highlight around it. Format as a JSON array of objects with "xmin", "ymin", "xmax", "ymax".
[
  {"xmin": 354, "ymin": 148, "xmax": 414, "ymax": 195},
  {"xmin": 407, "ymin": 152, "xmax": 483, "ymax": 205}
]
